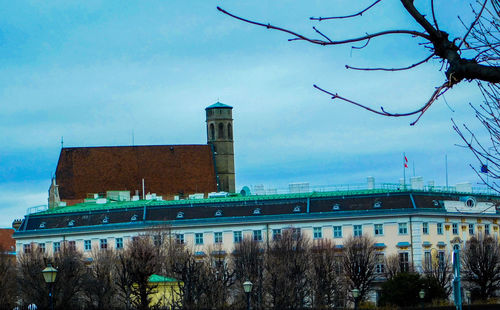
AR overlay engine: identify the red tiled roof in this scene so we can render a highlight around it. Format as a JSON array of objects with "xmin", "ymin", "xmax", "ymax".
[
  {"xmin": 0, "ymin": 229, "xmax": 15, "ymax": 252},
  {"xmin": 56, "ymin": 145, "xmax": 217, "ymax": 202}
]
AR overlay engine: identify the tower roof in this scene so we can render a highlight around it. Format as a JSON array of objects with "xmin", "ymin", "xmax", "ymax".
[{"xmin": 206, "ymin": 101, "xmax": 232, "ymax": 110}]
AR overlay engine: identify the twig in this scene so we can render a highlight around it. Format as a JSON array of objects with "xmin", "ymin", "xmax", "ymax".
[
  {"xmin": 217, "ymin": 6, "xmax": 431, "ymax": 46},
  {"xmin": 431, "ymin": 0, "xmax": 440, "ymax": 32},
  {"xmin": 457, "ymin": 0, "xmax": 488, "ymax": 50},
  {"xmin": 313, "ymin": 81, "xmax": 449, "ymax": 125},
  {"xmin": 345, "ymin": 54, "xmax": 434, "ymax": 71},
  {"xmin": 310, "ymin": 0, "xmax": 382, "ymax": 21}
]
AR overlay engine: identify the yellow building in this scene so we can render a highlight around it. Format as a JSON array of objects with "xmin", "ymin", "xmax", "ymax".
[{"xmin": 147, "ymin": 274, "xmax": 182, "ymax": 308}]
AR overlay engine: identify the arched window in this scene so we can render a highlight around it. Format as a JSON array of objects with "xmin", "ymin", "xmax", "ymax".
[
  {"xmin": 210, "ymin": 123, "xmax": 215, "ymax": 140},
  {"xmin": 218, "ymin": 123, "xmax": 224, "ymax": 139},
  {"xmin": 228, "ymin": 123, "xmax": 233, "ymax": 140}
]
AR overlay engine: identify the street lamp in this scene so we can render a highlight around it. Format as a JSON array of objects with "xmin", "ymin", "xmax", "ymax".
[
  {"xmin": 42, "ymin": 264, "xmax": 57, "ymax": 310},
  {"xmin": 419, "ymin": 289, "xmax": 425, "ymax": 310},
  {"xmin": 243, "ymin": 280, "xmax": 253, "ymax": 310},
  {"xmin": 352, "ymin": 288, "xmax": 360, "ymax": 310}
]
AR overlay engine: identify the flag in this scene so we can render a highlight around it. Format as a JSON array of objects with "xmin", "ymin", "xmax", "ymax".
[
  {"xmin": 481, "ymin": 164, "xmax": 488, "ymax": 173},
  {"xmin": 404, "ymin": 155, "xmax": 408, "ymax": 168}
]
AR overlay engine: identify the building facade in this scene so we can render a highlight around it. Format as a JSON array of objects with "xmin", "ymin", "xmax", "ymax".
[{"xmin": 14, "ymin": 186, "xmax": 500, "ymax": 275}]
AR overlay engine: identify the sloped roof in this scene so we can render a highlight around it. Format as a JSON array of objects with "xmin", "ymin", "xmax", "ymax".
[
  {"xmin": 205, "ymin": 101, "xmax": 232, "ymax": 109},
  {"xmin": 55, "ymin": 145, "xmax": 217, "ymax": 201}
]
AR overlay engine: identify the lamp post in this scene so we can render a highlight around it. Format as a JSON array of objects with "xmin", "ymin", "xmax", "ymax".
[
  {"xmin": 352, "ymin": 288, "xmax": 360, "ymax": 310},
  {"xmin": 419, "ymin": 289, "xmax": 425, "ymax": 310},
  {"xmin": 42, "ymin": 264, "xmax": 57, "ymax": 310},
  {"xmin": 243, "ymin": 280, "xmax": 253, "ymax": 310}
]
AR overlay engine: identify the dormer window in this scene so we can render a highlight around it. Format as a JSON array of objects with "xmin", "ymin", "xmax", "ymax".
[
  {"xmin": 68, "ymin": 220, "xmax": 75, "ymax": 227},
  {"xmin": 39, "ymin": 222, "xmax": 46, "ymax": 229},
  {"xmin": 293, "ymin": 205, "xmax": 301, "ymax": 213},
  {"xmin": 332, "ymin": 204, "xmax": 340, "ymax": 211},
  {"xmin": 131, "ymin": 214, "xmax": 138, "ymax": 221},
  {"xmin": 373, "ymin": 201, "xmax": 382, "ymax": 208},
  {"xmin": 432, "ymin": 200, "xmax": 439, "ymax": 207},
  {"xmin": 102, "ymin": 216, "xmax": 109, "ymax": 224},
  {"xmin": 176, "ymin": 211, "xmax": 184, "ymax": 219},
  {"xmin": 253, "ymin": 208, "xmax": 261, "ymax": 215},
  {"xmin": 215, "ymin": 210, "xmax": 223, "ymax": 217}
]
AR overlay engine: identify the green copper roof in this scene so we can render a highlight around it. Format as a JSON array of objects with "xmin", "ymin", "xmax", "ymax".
[
  {"xmin": 206, "ymin": 101, "xmax": 232, "ymax": 109},
  {"xmin": 149, "ymin": 274, "xmax": 178, "ymax": 283}
]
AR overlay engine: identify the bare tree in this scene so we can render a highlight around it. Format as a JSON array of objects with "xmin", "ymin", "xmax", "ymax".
[
  {"xmin": 422, "ymin": 251, "xmax": 453, "ymax": 299},
  {"xmin": 52, "ymin": 244, "xmax": 87, "ymax": 309},
  {"xmin": 17, "ymin": 245, "xmax": 50, "ymax": 309},
  {"xmin": 264, "ymin": 229, "xmax": 311, "ymax": 309},
  {"xmin": 167, "ymin": 243, "xmax": 207, "ymax": 310},
  {"xmin": 232, "ymin": 237, "xmax": 265, "ymax": 310},
  {"xmin": 83, "ymin": 249, "xmax": 119, "ymax": 310},
  {"xmin": 342, "ymin": 235, "xmax": 377, "ymax": 302},
  {"xmin": 462, "ymin": 234, "xmax": 500, "ymax": 300},
  {"xmin": 0, "ymin": 245, "xmax": 16, "ymax": 309},
  {"xmin": 116, "ymin": 236, "xmax": 160, "ymax": 310},
  {"xmin": 202, "ymin": 245, "xmax": 236, "ymax": 309},
  {"xmin": 309, "ymin": 239, "xmax": 345, "ymax": 309},
  {"xmin": 218, "ymin": 1, "xmax": 500, "ymax": 125}
]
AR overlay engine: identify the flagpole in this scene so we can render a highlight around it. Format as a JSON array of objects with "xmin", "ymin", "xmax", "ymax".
[
  {"xmin": 445, "ymin": 154, "xmax": 449, "ymax": 189},
  {"xmin": 403, "ymin": 152, "xmax": 406, "ymax": 189}
]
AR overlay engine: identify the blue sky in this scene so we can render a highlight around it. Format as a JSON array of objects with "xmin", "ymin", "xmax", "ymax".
[{"xmin": 0, "ymin": 1, "xmax": 488, "ymax": 227}]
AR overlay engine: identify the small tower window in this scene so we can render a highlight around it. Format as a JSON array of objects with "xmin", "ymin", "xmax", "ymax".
[
  {"xmin": 131, "ymin": 214, "xmax": 138, "ymax": 221},
  {"xmin": 210, "ymin": 123, "xmax": 215, "ymax": 140},
  {"xmin": 253, "ymin": 208, "xmax": 261, "ymax": 215},
  {"xmin": 39, "ymin": 222, "xmax": 46, "ymax": 229},
  {"xmin": 68, "ymin": 220, "xmax": 75, "ymax": 227},
  {"xmin": 215, "ymin": 210, "xmax": 223, "ymax": 217},
  {"xmin": 176, "ymin": 211, "xmax": 184, "ymax": 219},
  {"xmin": 102, "ymin": 216, "xmax": 109, "ymax": 224},
  {"xmin": 293, "ymin": 205, "xmax": 301, "ymax": 213},
  {"xmin": 218, "ymin": 123, "xmax": 224, "ymax": 139},
  {"xmin": 228, "ymin": 123, "xmax": 233, "ymax": 140}
]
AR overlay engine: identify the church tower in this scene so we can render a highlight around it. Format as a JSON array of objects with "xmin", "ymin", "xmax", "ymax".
[{"xmin": 206, "ymin": 102, "xmax": 235, "ymax": 193}]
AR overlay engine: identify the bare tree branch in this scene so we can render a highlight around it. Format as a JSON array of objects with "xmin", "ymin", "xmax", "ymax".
[
  {"xmin": 310, "ymin": 0, "xmax": 382, "ymax": 21},
  {"xmin": 346, "ymin": 53, "xmax": 434, "ymax": 71}
]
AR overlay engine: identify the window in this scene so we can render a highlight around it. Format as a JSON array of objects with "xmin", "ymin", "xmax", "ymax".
[
  {"xmin": 195, "ymin": 233, "xmax": 204, "ymax": 245},
  {"xmin": 313, "ymin": 227, "xmax": 323, "ymax": 239},
  {"xmin": 399, "ymin": 223, "xmax": 408, "ymax": 235},
  {"xmin": 84, "ymin": 240, "xmax": 91, "ymax": 251},
  {"xmin": 354, "ymin": 225, "xmax": 362, "ymax": 237},
  {"xmin": 253, "ymin": 230, "xmax": 263, "ymax": 242},
  {"xmin": 422, "ymin": 222, "xmax": 429, "ymax": 235},
  {"xmin": 485, "ymin": 224, "xmax": 490, "ymax": 235},
  {"xmin": 438, "ymin": 251, "xmax": 445, "ymax": 271},
  {"xmin": 210, "ymin": 123, "xmax": 215, "ymax": 140},
  {"xmin": 153, "ymin": 235, "xmax": 162, "ymax": 246},
  {"xmin": 375, "ymin": 253, "xmax": 385, "ymax": 273},
  {"xmin": 176, "ymin": 234, "xmax": 184, "ymax": 244},
  {"xmin": 452, "ymin": 223, "xmax": 458, "ymax": 235},
  {"xmin": 100, "ymin": 239, "xmax": 108, "ymax": 249},
  {"xmin": 399, "ymin": 252, "xmax": 409, "ymax": 272},
  {"xmin": 23, "ymin": 244, "xmax": 31, "ymax": 254},
  {"xmin": 333, "ymin": 226, "xmax": 342, "ymax": 238},
  {"xmin": 424, "ymin": 251, "xmax": 431, "ymax": 270},
  {"xmin": 53, "ymin": 242, "xmax": 61, "ymax": 253},
  {"xmin": 290, "ymin": 227, "xmax": 301, "ymax": 239},
  {"xmin": 116, "ymin": 238, "xmax": 123, "ymax": 249},
  {"xmin": 272, "ymin": 229, "xmax": 281, "ymax": 240},
  {"xmin": 469, "ymin": 224, "xmax": 474, "ymax": 235},
  {"xmin": 218, "ymin": 123, "xmax": 224, "ymax": 139},
  {"xmin": 214, "ymin": 232, "xmax": 223, "ymax": 244},
  {"xmin": 437, "ymin": 223, "xmax": 443, "ymax": 235},
  {"xmin": 374, "ymin": 224, "xmax": 384, "ymax": 236},
  {"xmin": 228, "ymin": 123, "xmax": 233, "ymax": 140},
  {"xmin": 38, "ymin": 243, "xmax": 45, "ymax": 253},
  {"xmin": 68, "ymin": 241, "xmax": 76, "ymax": 251},
  {"xmin": 233, "ymin": 231, "xmax": 242, "ymax": 243}
]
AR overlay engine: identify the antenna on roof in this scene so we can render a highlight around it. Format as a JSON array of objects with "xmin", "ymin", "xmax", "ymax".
[
  {"xmin": 132, "ymin": 130, "xmax": 135, "ymax": 146},
  {"xmin": 61, "ymin": 136, "xmax": 64, "ymax": 149}
]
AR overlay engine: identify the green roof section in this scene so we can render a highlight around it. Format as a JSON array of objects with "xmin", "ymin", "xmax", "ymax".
[
  {"xmin": 29, "ymin": 185, "xmax": 500, "ymax": 216},
  {"xmin": 205, "ymin": 101, "xmax": 232, "ymax": 109},
  {"xmin": 149, "ymin": 274, "xmax": 178, "ymax": 283}
]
